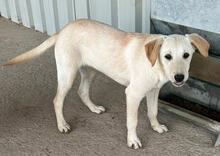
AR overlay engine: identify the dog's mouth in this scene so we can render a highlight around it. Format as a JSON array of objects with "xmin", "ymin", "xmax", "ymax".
[{"xmin": 172, "ymin": 81, "xmax": 185, "ymax": 87}]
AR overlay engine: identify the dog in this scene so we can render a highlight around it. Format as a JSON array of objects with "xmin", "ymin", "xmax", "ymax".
[{"xmin": 5, "ymin": 19, "xmax": 209, "ymax": 149}]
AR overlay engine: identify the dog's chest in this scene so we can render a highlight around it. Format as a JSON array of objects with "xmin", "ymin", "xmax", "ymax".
[{"xmin": 141, "ymin": 70, "xmax": 168, "ymax": 91}]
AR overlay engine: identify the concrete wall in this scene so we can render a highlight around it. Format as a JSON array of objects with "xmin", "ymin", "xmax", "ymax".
[
  {"xmin": 151, "ymin": 0, "xmax": 220, "ymax": 56},
  {"xmin": 151, "ymin": 0, "xmax": 220, "ymax": 34}
]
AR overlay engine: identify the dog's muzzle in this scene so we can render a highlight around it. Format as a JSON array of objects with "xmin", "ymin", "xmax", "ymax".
[
  {"xmin": 172, "ymin": 81, "xmax": 185, "ymax": 87},
  {"xmin": 172, "ymin": 74, "xmax": 185, "ymax": 87}
]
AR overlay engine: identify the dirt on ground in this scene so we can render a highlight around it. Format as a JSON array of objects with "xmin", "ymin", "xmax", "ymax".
[{"xmin": 0, "ymin": 17, "xmax": 219, "ymax": 156}]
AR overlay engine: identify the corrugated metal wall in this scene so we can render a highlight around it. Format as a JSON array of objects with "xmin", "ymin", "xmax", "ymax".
[{"xmin": 0, "ymin": 0, "xmax": 151, "ymax": 35}]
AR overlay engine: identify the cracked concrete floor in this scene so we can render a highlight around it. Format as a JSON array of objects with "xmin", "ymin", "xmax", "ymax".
[{"xmin": 0, "ymin": 17, "xmax": 219, "ymax": 156}]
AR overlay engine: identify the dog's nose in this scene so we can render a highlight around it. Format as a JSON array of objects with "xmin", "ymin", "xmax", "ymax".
[{"xmin": 174, "ymin": 74, "xmax": 184, "ymax": 82}]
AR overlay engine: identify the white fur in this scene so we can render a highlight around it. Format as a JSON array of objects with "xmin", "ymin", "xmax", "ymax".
[
  {"xmin": 7, "ymin": 19, "xmax": 200, "ymax": 149},
  {"xmin": 52, "ymin": 20, "xmax": 196, "ymax": 149}
]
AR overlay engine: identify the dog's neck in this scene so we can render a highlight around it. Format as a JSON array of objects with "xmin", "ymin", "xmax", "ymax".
[{"xmin": 153, "ymin": 58, "xmax": 169, "ymax": 88}]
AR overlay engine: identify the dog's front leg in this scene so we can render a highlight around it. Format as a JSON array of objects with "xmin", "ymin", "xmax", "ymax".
[
  {"xmin": 126, "ymin": 88, "xmax": 142, "ymax": 149},
  {"xmin": 146, "ymin": 88, "xmax": 168, "ymax": 133}
]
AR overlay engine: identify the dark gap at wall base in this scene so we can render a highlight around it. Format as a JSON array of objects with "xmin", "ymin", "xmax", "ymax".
[{"xmin": 160, "ymin": 95, "xmax": 220, "ymax": 122}]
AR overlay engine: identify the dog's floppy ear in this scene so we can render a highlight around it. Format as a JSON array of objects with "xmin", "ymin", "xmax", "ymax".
[
  {"xmin": 186, "ymin": 33, "xmax": 209, "ymax": 57},
  {"xmin": 145, "ymin": 37, "xmax": 164, "ymax": 66}
]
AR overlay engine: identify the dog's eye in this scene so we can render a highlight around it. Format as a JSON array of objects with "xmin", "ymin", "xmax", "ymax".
[
  {"xmin": 165, "ymin": 54, "xmax": 172, "ymax": 60},
  {"xmin": 183, "ymin": 53, "xmax": 189, "ymax": 59}
]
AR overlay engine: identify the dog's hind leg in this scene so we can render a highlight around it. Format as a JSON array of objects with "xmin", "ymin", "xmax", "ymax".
[
  {"xmin": 53, "ymin": 46, "xmax": 79, "ymax": 133},
  {"xmin": 78, "ymin": 67, "xmax": 105, "ymax": 114}
]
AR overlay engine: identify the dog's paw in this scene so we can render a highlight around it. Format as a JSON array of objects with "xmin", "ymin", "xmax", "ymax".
[
  {"xmin": 127, "ymin": 136, "xmax": 142, "ymax": 149},
  {"xmin": 91, "ymin": 105, "xmax": 106, "ymax": 114},
  {"xmin": 58, "ymin": 122, "xmax": 71, "ymax": 133},
  {"xmin": 152, "ymin": 124, "xmax": 168, "ymax": 133}
]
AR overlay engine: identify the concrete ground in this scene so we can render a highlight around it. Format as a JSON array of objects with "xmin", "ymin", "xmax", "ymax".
[{"xmin": 0, "ymin": 17, "xmax": 219, "ymax": 156}]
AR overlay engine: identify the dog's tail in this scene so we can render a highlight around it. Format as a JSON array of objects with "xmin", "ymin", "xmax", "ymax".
[{"xmin": 4, "ymin": 33, "xmax": 58, "ymax": 66}]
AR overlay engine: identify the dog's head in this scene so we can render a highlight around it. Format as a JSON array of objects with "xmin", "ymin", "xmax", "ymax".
[{"xmin": 145, "ymin": 33, "xmax": 209, "ymax": 87}]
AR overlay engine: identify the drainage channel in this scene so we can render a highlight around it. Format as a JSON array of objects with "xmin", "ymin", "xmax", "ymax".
[
  {"xmin": 161, "ymin": 95, "xmax": 220, "ymax": 122},
  {"xmin": 158, "ymin": 98, "xmax": 220, "ymax": 147}
]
